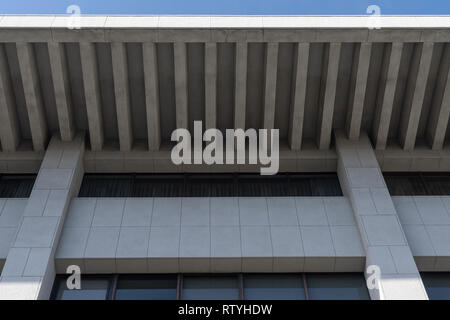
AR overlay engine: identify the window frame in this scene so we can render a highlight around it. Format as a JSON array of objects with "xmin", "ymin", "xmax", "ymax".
[
  {"xmin": 50, "ymin": 274, "xmax": 115, "ymax": 300},
  {"xmin": 51, "ymin": 273, "xmax": 368, "ymax": 301}
]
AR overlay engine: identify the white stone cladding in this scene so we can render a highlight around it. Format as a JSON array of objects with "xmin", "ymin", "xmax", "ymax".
[
  {"xmin": 54, "ymin": 197, "xmax": 364, "ymax": 274},
  {"xmin": 0, "ymin": 134, "xmax": 85, "ymax": 299},
  {"xmin": 335, "ymin": 130, "xmax": 428, "ymax": 300}
]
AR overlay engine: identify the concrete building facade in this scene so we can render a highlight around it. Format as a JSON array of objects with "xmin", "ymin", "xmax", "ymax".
[{"xmin": 0, "ymin": 15, "xmax": 449, "ymax": 300}]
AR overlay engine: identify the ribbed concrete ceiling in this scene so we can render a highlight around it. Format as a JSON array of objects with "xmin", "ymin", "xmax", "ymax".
[{"xmin": 0, "ymin": 15, "xmax": 449, "ymax": 164}]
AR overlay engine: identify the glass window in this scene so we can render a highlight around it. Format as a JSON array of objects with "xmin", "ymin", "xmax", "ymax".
[
  {"xmin": 115, "ymin": 275, "xmax": 178, "ymax": 300},
  {"xmin": 306, "ymin": 273, "xmax": 369, "ymax": 300},
  {"xmin": 421, "ymin": 273, "xmax": 450, "ymax": 300},
  {"xmin": 384, "ymin": 174, "xmax": 428, "ymax": 196},
  {"xmin": 182, "ymin": 275, "xmax": 239, "ymax": 300},
  {"xmin": 238, "ymin": 176, "xmax": 289, "ymax": 197},
  {"xmin": 0, "ymin": 174, "xmax": 35, "ymax": 197},
  {"xmin": 78, "ymin": 174, "xmax": 133, "ymax": 197},
  {"xmin": 78, "ymin": 173, "xmax": 342, "ymax": 197},
  {"xmin": 244, "ymin": 274, "xmax": 306, "ymax": 300},
  {"xmin": 53, "ymin": 277, "xmax": 110, "ymax": 300},
  {"xmin": 423, "ymin": 175, "xmax": 450, "ymax": 195},
  {"xmin": 309, "ymin": 176, "xmax": 343, "ymax": 196},
  {"xmin": 384, "ymin": 173, "xmax": 450, "ymax": 196}
]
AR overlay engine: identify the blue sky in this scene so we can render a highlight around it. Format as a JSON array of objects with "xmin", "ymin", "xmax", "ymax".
[{"xmin": 0, "ymin": 0, "xmax": 449, "ymax": 15}]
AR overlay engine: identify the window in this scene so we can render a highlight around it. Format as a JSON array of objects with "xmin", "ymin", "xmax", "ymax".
[
  {"xmin": 182, "ymin": 275, "xmax": 239, "ymax": 300},
  {"xmin": 0, "ymin": 174, "xmax": 36, "ymax": 198},
  {"xmin": 384, "ymin": 173, "xmax": 450, "ymax": 196},
  {"xmin": 115, "ymin": 275, "xmax": 178, "ymax": 300},
  {"xmin": 306, "ymin": 273, "xmax": 370, "ymax": 300},
  {"xmin": 244, "ymin": 274, "xmax": 306, "ymax": 300},
  {"xmin": 52, "ymin": 273, "xmax": 369, "ymax": 300},
  {"xmin": 52, "ymin": 276, "xmax": 111, "ymax": 300},
  {"xmin": 78, "ymin": 173, "xmax": 343, "ymax": 197},
  {"xmin": 421, "ymin": 273, "xmax": 450, "ymax": 300}
]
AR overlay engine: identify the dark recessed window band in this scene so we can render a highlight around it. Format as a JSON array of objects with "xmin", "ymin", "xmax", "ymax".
[
  {"xmin": 0, "ymin": 174, "xmax": 36, "ymax": 198},
  {"xmin": 51, "ymin": 273, "xmax": 369, "ymax": 300},
  {"xmin": 384, "ymin": 173, "xmax": 450, "ymax": 196},
  {"xmin": 78, "ymin": 173, "xmax": 343, "ymax": 197}
]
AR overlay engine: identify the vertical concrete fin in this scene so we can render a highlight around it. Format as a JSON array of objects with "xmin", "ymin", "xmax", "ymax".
[
  {"xmin": 262, "ymin": 42, "xmax": 278, "ymax": 130},
  {"xmin": 205, "ymin": 42, "xmax": 217, "ymax": 130},
  {"xmin": 48, "ymin": 42, "xmax": 75, "ymax": 142},
  {"xmin": 426, "ymin": 43, "xmax": 450, "ymax": 150},
  {"xmin": 317, "ymin": 42, "xmax": 341, "ymax": 150},
  {"xmin": 173, "ymin": 42, "xmax": 188, "ymax": 130},
  {"xmin": 289, "ymin": 43, "xmax": 309, "ymax": 151},
  {"xmin": 372, "ymin": 42, "xmax": 403, "ymax": 150},
  {"xmin": 346, "ymin": 42, "xmax": 372, "ymax": 140},
  {"xmin": 111, "ymin": 42, "xmax": 133, "ymax": 151},
  {"xmin": 16, "ymin": 42, "xmax": 48, "ymax": 151},
  {"xmin": 0, "ymin": 44, "xmax": 20, "ymax": 151},
  {"xmin": 143, "ymin": 42, "xmax": 161, "ymax": 151},
  {"xmin": 399, "ymin": 42, "xmax": 434, "ymax": 150},
  {"xmin": 80, "ymin": 42, "xmax": 103, "ymax": 151},
  {"xmin": 234, "ymin": 42, "xmax": 247, "ymax": 130}
]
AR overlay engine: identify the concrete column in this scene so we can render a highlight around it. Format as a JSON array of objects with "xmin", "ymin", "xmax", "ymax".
[
  {"xmin": 0, "ymin": 133, "xmax": 85, "ymax": 300},
  {"xmin": 335, "ymin": 130, "xmax": 428, "ymax": 300}
]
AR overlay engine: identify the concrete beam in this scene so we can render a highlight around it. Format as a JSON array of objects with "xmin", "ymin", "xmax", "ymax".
[
  {"xmin": 346, "ymin": 43, "xmax": 372, "ymax": 140},
  {"xmin": 143, "ymin": 42, "xmax": 161, "ymax": 151},
  {"xmin": 111, "ymin": 42, "xmax": 133, "ymax": 151},
  {"xmin": 16, "ymin": 42, "xmax": 48, "ymax": 151},
  {"xmin": 0, "ymin": 134, "xmax": 85, "ymax": 300},
  {"xmin": 372, "ymin": 43, "xmax": 403, "ymax": 150},
  {"xmin": 0, "ymin": 44, "xmax": 20, "ymax": 151},
  {"xmin": 80, "ymin": 42, "xmax": 103, "ymax": 151},
  {"xmin": 427, "ymin": 44, "xmax": 450, "ymax": 150},
  {"xmin": 47, "ymin": 42, "xmax": 75, "ymax": 142},
  {"xmin": 335, "ymin": 130, "xmax": 428, "ymax": 300},
  {"xmin": 205, "ymin": 42, "xmax": 217, "ymax": 130},
  {"xmin": 262, "ymin": 42, "xmax": 278, "ymax": 129},
  {"xmin": 399, "ymin": 43, "xmax": 434, "ymax": 150},
  {"xmin": 317, "ymin": 43, "xmax": 341, "ymax": 150},
  {"xmin": 234, "ymin": 42, "xmax": 247, "ymax": 130},
  {"xmin": 288, "ymin": 43, "xmax": 309, "ymax": 150},
  {"xmin": 173, "ymin": 42, "xmax": 188, "ymax": 129}
]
